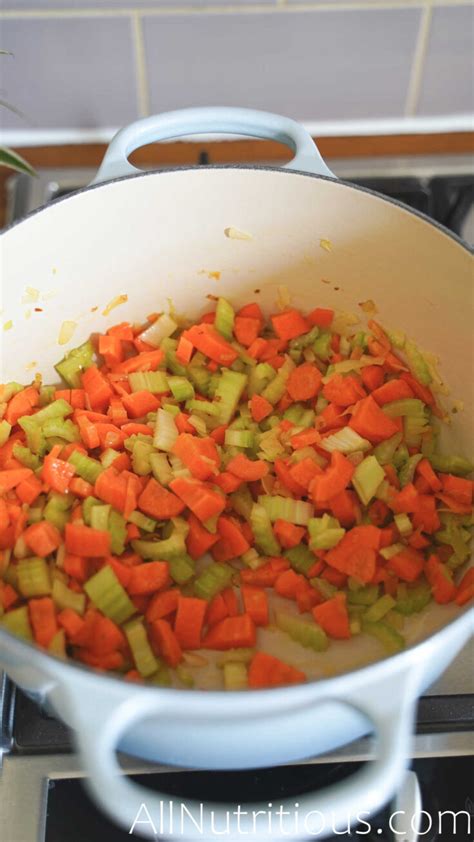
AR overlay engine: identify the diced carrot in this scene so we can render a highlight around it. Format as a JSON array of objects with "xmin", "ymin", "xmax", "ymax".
[
  {"xmin": 42, "ymin": 450, "xmax": 76, "ymax": 493},
  {"xmin": 150, "ymin": 618, "xmax": 183, "ymax": 667},
  {"xmin": 77, "ymin": 650, "xmax": 125, "ymax": 671},
  {"xmin": 81, "ymin": 365, "xmax": 113, "ymax": 412},
  {"xmin": 146, "ymin": 589, "xmax": 180, "ymax": 623},
  {"xmin": 310, "ymin": 451, "xmax": 354, "ymax": 504},
  {"xmin": 274, "ymin": 458, "xmax": 305, "ymax": 498},
  {"xmin": 323, "ymin": 374, "xmax": 366, "ymax": 407},
  {"xmin": 99, "ymin": 334, "xmax": 124, "ymax": 366},
  {"xmin": 436, "ymin": 493, "xmax": 472, "ymax": 515},
  {"xmin": 400, "ymin": 372, "xmax": 435, "ymax": 406},
  {"xmin": 176, "ymin": 335, "xmax": 194, "ymax": 365},
  {"xmin": 87, "ymin": 614, "xmax": 126, "ymax": 656},
  {"xmin": 274, "ymin": 568, "xmax": 307, "ymax": 600},
  {"xmin": 63, "ymin": 554, "xmax": 90, "ymax": 582},
  {"xmin": 411, "ymin": 495, "xmax": 441, "ymax": 534},
  {"xmin": 57, "ymin": 608, "xmax": 86, "ymax": 642},
  {"xmin": 425, "ymin": 554, "xmax": 457, "ymax": 604},
  {"xmin": 174, "ymin": 596, "xmax": 208, "ymax": 650},
  {"xmin": 296, "ymin": 583, "xmax": 323, "ymax": 613},
  {"xmin": 185, "ymin": 512, "xmax": 219, "ymax": 559},
  {"xmin": 289, "ymin": 429, "xmax": 321, "ymax": 451},
  {"xmin": 138, "ymin": 477, "xmax": 185, "ymax": 520},
  {"xmin": 169, "ymin": 476, "xmax": 225, "ymax": 522},
  {"xmin": 126, "ymin": 561, "xmax": 170, "ymax": 595},
  {"xmin": 15, "ymin": 474, "xmax": 43, "ymax": 505},
  {"xmin": 65, "ymin": 523, "xmax": 111, "ymax": 557},
  {"xmin": 273, "ymin": 520, "xmax": 305, "ymax": 549},
  {"xmin": 313, "ymin": 593, "xmax": 350, "ymax": 639},
  {"xmin": 241, "ymin": 585, "xmax": 268, "ymax": 626},
  {"xmin": 107, "ymin": 322, "xmax": 134, "ymax": 341},
  {"xmin": 28, "ymin": 597, "xmax": 58, "ymax": 648},
  {"xmin": 456, "ymin": 569, "xmax": 474, "ymax": 606},
  {"xmin": 94, "ymin": 467, "xmax": 128, "ymax": 514},
  {"xmin": 289, "ymin": 457, "xmax": 322, "ymax": 491},
  {"xmin": 439, "ymin": 474, "xmax": 472, "ymax": 505},
  {"xmin": 0, "ymin": 582, "xmax": 19, "ymax": 610},
  {"xmin": 388, "ymin": 547, "xmax": 424, "ymax": 582},
  {"xmin": 234, "ymin": 316, "xmax": 260, "ymax": 347},
  {"xmin": 259, "ymin": 338, "xmax": 287, "ymax": 361},
  {"xmin": 328, "ymin": 489, "xmax": 358, "ymax": 528},
  {"xmin": 248, "ymin": 651, "xmax": 305, "ymax": 688},
  {"xmin": 287, "ymin": 363, "xmax": 322, "ymax": 401},
  {"xmin": 368, "ymin": 499, "xmax": 390, "ymax": 527},
  {"xmin": 372, "ymin": 379, "xmax": 414, "ymax": 406},
  {"xmin": 271, "ymin": 309, "xmax": 309, "ymax": 341},
  {"xmin": 237, "ymin": 302, "xmax": 264, "ymax": 324},
  {"xmin": 211, "ymin": 515, "xmax": 250, "ymax": 562},
  {"xmin": 349, "ymin": 395, "xmax": 400, "ymax": 443},
  {"xmin": 112, "ymin": 349, "xmax": 164, "ymax": 374},
  {"xmin": 206, "ymin": 592, "xmax": 229, "ymax": 627},
  {"xmin": 184, "ymin": 324, "xmax": 238, "ymax": 366},
  {"xmin": 325, "ymin": 525, "xmax": 381, "ymax": 583},
  {"xmin": 0, "ymin": 468, "xmax": 34, "ymax": 493},
  {"xmin": 240, "ymin": 557, "xmax": 289, "ymax": 587},
  {"xmin": 227, "ymin": 453, "xmax": 268, "ymax": 481},
  {"xmin": 317, "ymin": 403, "xmax": 346, "ymax": 432},
  {"xmin": 361, "ymin": 365, "xmax": 385, "ymax": 391},
  {"xmin": 214, "ymin": 472, "xmax": 242, "ymax": 493},
  {"xmin": 171, "ymin": 433, "xmax": 220, "ymax": 481},
  {"xmin": 321, "ymin": 566, "xmax": 347, "ymax": 588},
  {"xmin": 76, "ymin": 414, "xmax": 101, "ymax": 449},
  {"xmin": 202, "ymin": 613, "xmax": 256, "ymax": 650},
  {"xmin": 5, "ymin": 386, "xmax": 39, "ymax": 426},
  {"xmin": 221, "ymin": 587, "xmax": 238, "ymax": 617},
  {"xmin": 121, "ymin": 390, "xmax": 160, "ymax": 419},
  {"xmin": 209, "ymin": 424, "xmax": 227, "ymax": 445},
  {"xmin": 247, "ymin": 337, "xmax": 268, "ymax": 360},
  {"xmin": 69, "ymin": 477, "xmax": 94, "ymax": 499},
  {"xmin": 307, "ymin": 307, "xmax": 334, "ymax": 329},
  {"xmin": 23, "ymin": 521, "xmax": 62, "ymax": 557},
  {"xmin": 416, "ymin": 459, "xmax": 442, "ymax": 492},
  {"xmin": 0, "ymin": 500, "xmax": 9, "ymax": 533}
]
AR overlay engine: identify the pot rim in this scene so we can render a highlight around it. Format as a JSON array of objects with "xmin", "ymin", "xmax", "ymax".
[{"xmin": 2, "ymin": 164, "xmax": 473, "ymax": 256}]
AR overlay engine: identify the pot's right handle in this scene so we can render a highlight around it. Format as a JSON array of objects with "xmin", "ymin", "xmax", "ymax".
[
  {"xmin": 71, "ymin": 673, "xmax": 417, "ymax": 841},
  {"xmin": 91, "ymin": 107, "xmax": 335, "ymax": 186}
]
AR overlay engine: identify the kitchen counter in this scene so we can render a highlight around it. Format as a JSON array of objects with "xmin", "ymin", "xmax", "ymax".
[{"xmin": 1, "ymin": 131, "xmax": 473, "ymax": 228}]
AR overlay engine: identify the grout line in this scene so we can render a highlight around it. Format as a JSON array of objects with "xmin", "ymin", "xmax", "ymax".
[
  {"xmin": 404, "ymin": 0, "xmax": 433, "ymax": 116},
  {"xmin": 131, "ymin": 12, "xmax": 150, "ymax": 118}
]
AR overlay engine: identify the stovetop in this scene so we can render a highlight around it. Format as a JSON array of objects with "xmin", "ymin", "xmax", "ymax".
[{"xmin": 1, "ymin": 154, "xmax": 473, "ymax": 841}]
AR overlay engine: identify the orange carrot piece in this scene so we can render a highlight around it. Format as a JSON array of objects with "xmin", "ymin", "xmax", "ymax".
[
  {"xmin": 286, "ymin": 363, "xmax": 322, "ymax": 401},
  {"xmin": 310, "ymin": 451, "xmax": 354, "ymax": 504},
  {"xmin": 371, "ymin": 379, "xmax": 414, "ymax": 406},
  {"xmin": 274, "ymin": 568, "xmax": 307, "ymax": 600},
  {"xmin": 5, "ymin": 386, "xmax": 39, "ymax": 426},
  {"xmin": 289, "ymin": 457, "xmax": 322, "ymax": 491},
  {"xmin": 273, "ymin": 520, "xmax": 305, "ymax": 549},
  {"xmin": 325, "ymin": 525, "xmax": 381, "ymax": 583},
  {"xmin": 400, "ymin": 372, "xmax": 435, "ymax": 406},
  {"xmin": 456, "ymin": 569, "xmax": 474, "ymax": 606},
  {"xmin": 23, "ymin": 521, "xmax": 62, "ymax": 557},
  {"xmin": 174, "ymin": 596, "xmax": 208, "ymax": 650},
  {"xmin": 322, "ymin": 374, "xmax": 366, "ymax": 406},
  {"xmin": 0, "ymin": 582, "xmax": 18, "ymax": 610},
  {"xmin": 28, "ymin": 597, "xmax": 58, "ymax": 647},
  {"xmin": 171, "ymin": 433, "xmax": 221, "ymax": 481},
  {"xmin": 169, "ymin": 476, "xmax": 225, "ymax": 522},
  {"xmin": 328, "ymin": 489, "xmax": 358, "ymax": 528},
  {"xmin": 247, "ymin": 337, "xmax": 268, "ymax": 360},
  {"xmin": 206, "ymin": 592, "xmax": 229, "ymax": 627},
  {"xmin": 271, "ymin": 309, "xmax": 309, "ymax": 341},
  {"xmin": 425, "ymin": 554, "xmax": 457, "ymax": 604},
  {"xmin": 150, "ymin": 618, "xmax": 183, "ymax": 667},
  {"xmin": 237, "ymin": 302, "xmax": 264, "ymax": 324},
  {"xmin": 416, "ymin": 459, "xmax": 442, "ymax": 492},
  {"xmin": 349, "ymin": 395, "xmax": 400, "ymax": 443},
  {"xmin": 307, "ymin": 307, "xmax": 334, "ymax": 328},
  {"xmin": 127, "ymin": 561, "xmax": 170, "ymax": 596},
  {"xmin": 185, "ymin": 512, "xmax": 219, "ymax": 560},
  {"xmin": 234, "ymin": 316, "xmax": 260, "ymax": 347},
  {"xmin": 98, "ymin": 334, "xmax": 124, "ymax": 366},
  {"xmin": 361, "ymin": 365, "xmax": 385, "ymax": 392},
  {"xmin": 176, "ymin": 335, "xmax": 194, "ymax": 365},
  {"xmin": 313, "ymin": 593, "xmax": 351, "ymax": 639},
  {"xmin": 146, "ymin": 589, "xmax": 180, "ymax": 623},
  {"xmin": 81, "ymin": 365, "xmax": 113, "ymax": 412},
  {"xmin": 248, "ymin": 651, "xmax": 305, "ymax": 688},
  {"xmin": 439, "ymin": 474, "xmax": 472, "ymax": 505},
  {"xmin": 138, "ymin": 477, "xmax": 185, "ymax": 519},
  {"xmin": 111, "ymin": 349, "xmax": 164, "ymax": 374},
  {"xmin": 42, "ymin": 450, "xmax": 76, "ymax": 493},
  {"xmin": 15, "ymin": 474, "xmax": 43, "ymax": 505},
  {"xmin": 65, "ymin": 523, "xmax": 111, "ymax": 557},
  {"xmin": 122, "ymin": 390, "xmax": 160, "ymax": 419},
  {"xmin": 184, "ymin": 324, "xmax": 238, "ymax": 366},
  {"xmin": 0, "ymin": 468, "xmax": 34, "ymax": 493},
  {"xmin": 240, "ymin": 557, "xmax": 289, "ymax": 587},
  {"xmin": 241, "ymin": 585, "xmax": 269, "ymax": 626},
  {"xmin": 388, "ymin": 547, "xmax": 424, "ymax": 582},
  {"xmin": 227, "ymin": 453, "xmax": 269, "ymax": 481},
  {"xmin": 63, "ymin": 554, "xmax": 90, "ymax": 583},
  {"xmin": 202, "ymin": 614, "xmax": 256, "ymax": 650},
  {"xmin": 290, "ymin": 428, "xmax": 321, "ymax": 450},
  {"xmin": 211, "ymin": 515, "xmax": 250, "ymax": 562},
  {"xmin": 274, "ymin": 458, "xmax": 305, "ymax": 498}
]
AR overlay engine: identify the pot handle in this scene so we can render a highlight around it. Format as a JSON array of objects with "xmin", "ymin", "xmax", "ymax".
[
  {"xmin": 72, "ymin": 677, "xmax": 416, "ymax": 840},
  {"xmin": 91, "ymin": 107, "xmax": 335, "ymax": 185}
]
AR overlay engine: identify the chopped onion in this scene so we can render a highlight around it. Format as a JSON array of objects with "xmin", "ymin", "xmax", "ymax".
[
  {"xmin": 320, "ymin": 427, "xmax": 371, "ymax": 454},
  {"xmin": 153, "ymin": 408, "xmax": 179, "ymax": 451},
  {"xmin": 139, "ymin": 313, "xmax": 178, "ymax": 348},
  {"xmin": 58, "ymin": 320, "xmax": 77, "ymax": 345}
]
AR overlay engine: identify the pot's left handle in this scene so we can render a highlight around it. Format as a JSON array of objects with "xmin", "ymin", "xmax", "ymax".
[{"xmin": 91, "ymin": 107, "xmax": 335, "ymax": 186}]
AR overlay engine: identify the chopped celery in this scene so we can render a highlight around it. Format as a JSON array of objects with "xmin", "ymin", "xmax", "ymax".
[
  {"xmin": 259, "ymin": 495, "xmax": 314, "ymax": 526},
  {"xmin": 276, "ymin": 612, "xmax": 328, "ymax": 652},
  {"xmin": 168, "ymin": 376, "xmax": 195, "ymax": 402},
  {"xmin": 213, "ymin": 370, "xmax": 248, "ymax": 424},
  {"xmin": 52, "ymin": 579, "xmax": 86, "ymax": 615},
  {"xmin": 162, "ymin": 337, "xmax": 187, "ymax": 376},
  {"xmin": 149, "ymin": 662, "xmax": 172, "ymax": 687},
  {"xmin": 313, "ymin": 331, "xmax": 332, "ymax": 360},
  {"xmin": 308, "ymin": 514, "xmax": 345, "ymax": 550},
  {"xmin": 404, "ymin": 340, "xmax": 432, "ymax": 386},
  {"xmin": 383, "ymin": 398, "xmax": 426, "ymax": 418},
  {"xmin": 310, "ymin": 577, "xmax": 337, "ymax": 600},
  {"xmin": 285, "ymin": 544, "xmax": 317, "ymax": 575},
  {"xmin": 84, "ymin": 566, "xmax": 135, "ymax": 623},
  {"xmin": 429, "ymin": 454, "xmax": 474, "ymax": 477},
  {"xmin": 55, "ymin": 340, "xmax": 95, "ymax": 388},
  {"xmin": 187, "ymin": 415, "xmax": 207, "ymax": 436},
  {"xmin": 320, "ymin": 427, "xmax": 371, "ymax": 454},
  {"xmin": 223, "ymin": 662, "xmax": 248, "ymax": 690},
  {"xmin": 131, "ymin": 439, "xmax": 154, "ymax": 476},
  {"xmin": 261, "ymin": 357, "xmax": 295, "ymax": 405},
  {"xmin": 385, "ymin": 328, "xmax": 405, "ymax": 349},
  {"xmin": 0, "ymin": 419, "xmax": 12, "ymax": 447},
  {"xmin": 347, "ymin": 585, "xmax": 379, "ymax": 606},
  {"xmin": 229, "ymin": 485, "xmax": 254, "ymax": 521},
  {"xmin": 289, "ymin": 326, "xmax": 319, "ymax": 351},
  {"xmin": 44, "ymin": 494, "xmax": 72, "ymax": 531},
  {"xmin": 248, "ymin": 362, "xmax": 276, "ymax": 397},
  {"xmin": 154, "ymin": 408, "xmax": 179, "ymax": 452},
  {"xmin": 139, "ymin": 313, "xmax": 177, "ymax": 348},
  {"xmin": 128, "ymin": 510, "xmax": 157, "ymax": 533},
  {"xmin": 250, "ymin": 503, "xmax": 281, "ymax": 556},
  {"xmin": 128, "ymin": 371, "xmax": 169, "ymax": 394},
  {"xmin": 404, "ymin": 414, "xmax": 429, "ymax": 449},
  {"xmin": 435, "ymin": 514, "xmax": 471, "ymax": 563},
  {"xmin": 217, "ymin": 648, "xmax": 255, "ymax": 666},
  {"xmin": 17, "ymin": 557, "xmax": 51, "ymax": 597},
  {"xmin": 398, "ymin": 453, "xmax": 423, "ymax": 487},
  {"xmin": 362, "ymin": 620, "xmax": 405, "ymax": 654},
  {"xmin": 124, "ymin": 619, "xmax": 158, "ymax": 678},
  {"xmin": 177, "ymin": 666, "xmax": 195, "ymax": 688},
  {"xmin": 149, "ymin": 452, "xmax": 172, "ymax": 486},
  {"xmin": 169, "ymin": 555, "xmax": 195, "ymax": 585},
  {"xmin": 42, "ymin": 418, "xmax": 80, "ymax": 442},
  {"xmin": 48, "ymin": 629, "xmax": 66, "ymax": 657},
  {"xmin": 379, "ymin": 542, "xmax": 405, "ymax": 561},
  {"xmin": 133, "ymin": 531, "xmax": 187, "ymax": 561},
  {"xmin": 352, "ymin": 456, "xmax": 385, "ymax": 506},
  {"xmin": 395, "ymin": 582, "xmax": 431, "ymax": 615},
  {"xmin": 68, "ymin": 450, "xmax": 104, "ymax": 484},
  {"xmin": 1, "ymin": 606, "xmax": 33, "ymax": 641},
  {"xmin": 393, "ymin": 443, "xmax": 410, "ymax": 470},
  {"xmin": 17, "ymin": 416, "xmax": 47, "ymax": 456},
  {"xmin": 364, "ymin": 594, "xmax": 396, "ymax": 623},
  {"xmin": 90, "ymin": 504, "xmax": 112, "ymax": 532},
  {"xmin": 315, "ymin": 395, "xmax": 329, "ymax": 414},
  {"xmin": 225, "ymin": 429, "xmax": 254, "ymax": 449},
  {"xmin": 0, "ymin": 382, "xmax": 23, "ymax": 402},
  {"xmin": 186, "ymin": 399, "xmax": 220, "ymax": 417},
  {"xmin": 82, "ymin": 496, "xmax": 102, "ymax": 526},
  {"xmin": 241, "ymin": 548, "xmax": 264, "ymax": 569},
  {"xmin": 283, "ymin": 404, "xmax": 305, "ymax": 424},
  {"xmin": 39, "ymin": 385, "xmax": 56, "ymax": 406},
  {"xmin": 188, "ymin": 366, "xmax": 212, "ymax": 397},
  {"xmin": 108, "ymin": 510, "xmax": 127, "ymax": 555},
  {"xmin": 215, "ymin": 297, "xmax": 235, "ymax": 340},
  {"xmin": 162, "ymin": 403, "xmax": 180, "ymax": 418},
  {"xmin": 194, "ymin": 564, "xmax": 233, "ymax": 600},
  {"xmin": 12, "ymin": 443, "xmax": 40, "ymax": 470}
]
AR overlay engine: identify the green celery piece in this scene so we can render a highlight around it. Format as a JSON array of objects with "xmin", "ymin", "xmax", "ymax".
[
  {"xmin": 149, "ymin": 662, "xmax": 172, "ymax": 687},
  {"xmin": 48, "ymin": 629, "xmax": 66, "ymax": 657},
  {"xmin": 68, "ymin": 450, "xmax": 104, "ymax": 484},
  {"xmin": 352, "ymin": 331, "xmax": 368, "ymax": 350},
  {"xmin": 308, "ymin": 514, "xmax": 345, "ymax": 551},
  {"xmin": 364, "ymin": 594, "xmax": 396, "ymax": 623},
  {"xmin": 217, "ymin": 648, "xmax": 256, "ymax": 666},
  {"xmin": 44, "ymin": 494, "xmax": 72, "ymax": 531},
  {"xmin": 250, "ymin": 503, "xmax": 280, "ymax": 556},
  {"xmin": 186, "ymin": 399, "xmax": 220, "ymax": 417},
  {"xmin": 223, "ymin": 662, "xmax": 248, "ymax": 690},
  {"xmin": 82, "ymin": 496, "xmax": 102, "ymax": 526},
  {"xmin": 435, "ymin": 516, "xmax": 471, "ymax": 563},
  {"xmin": 429, "ymin": 454, "xmax": 474, "ymax": 477},
  {"xmin": 352, "ymin": 455, "xmax": 385, "ymax": 506},
  {"xmin": 108, "ymin": 510, "xmax": 127, "ymax": 555},
  {"xmin": 162, "ymin": 403, "xmax": 180, "ymax": 418},
  {"xmin": 17, "ymin": 558, "xmax": 51, "ymax": 597},
  {"xmin": 215, "ymin": 297, "xmax": 235, "ymax": 340},
  {"xmin": 283, "ymin": 404, "xmax": 305, "ymax": 424},
  {"xmin": 133, "ymin": 530, "xmax": 187, "ymax": 561},
  {"xmin": 55, "ymin": 340, "xmax": 95, "ymax": 388},
  {"xmin": 225, "ymin": 429, "xmax": 254, "ymax": 448},
  {"xmin": 404, "ymin": 414, "xmax": 429, "ymax": 448},
  {"xmin": 162, "ymin": 337, "xmax": 187, "ymax": 376},
  {"xmin": 149, "ymin": 452, "xmax": 172, "ymax": 486},
  {"xmin": 299, "ymin": 409, "xmax": 316, "ymax": 428},
  {"xmin": 12, "ymin": 443, "xmax": 40, "ymax": 470},
  {"xmin": 393, "ymin": 443, "xmax": 410, "ymax": 470},
  {"xmin": 90, "ymin": 504, "xmax": 111, "ymax": 532},
  {"xmin": 168, "ymin": 376, "xmax": 195, "ymax": 402},
  {"xmin": 276, "ymin": 612, "xmax": 328, "ymax": 652},
  {"xmin": 17, "ymin": 416, "xmax": 47, "ymax": 456},
  {"xmin": 194, "ymin": 563, "xmax": 233, "ymax": 600},
  {"xmin": 383, "ymin": 398, "xmax": 425, "ymax": 418},
  {"xmin": 39, "ymin": 385, "xmax": 56, "ymax": 406},
  {"xmin": 42, "ymin": 418, "xmax": 80, "ymax": 442},
  {"xmin": 394, "ymin": 513, "xmax": 412, "ymax": 537},
  {"xmin": 362, "ymin": 620, "xmax": 405, "ymax": 654},
  {"xmin": 404, "ymin": 340, "xmax": 432, "ymax": 385},
  {"xmin": 289, "ymin": 326, "xmax": 320, "ymax": 351},
  {"xmin": 177, "ymin": 666, "xmax": 195, "ymax": 688},
  {"xmin": 385, "ymin": 328, "xmax": 405, "ymax": 349},
  {"xmin": 128, "ymin": 371, "xmax": 169, "ymax": 394},
  {"xmin": 84, "ymin": 566, "xmax": 135, "ymax": 623},
  {"xmin": 0, "ymin": 419, "xmax": 12, "ymax": 447},
  {"xmin": 248, "ymin": 362, "xmax": 276, "ymax": 397},
  {"xmin": 52, "ymin": 579, "xmax": 86, "ymax": 615},
  {"xmin": 258, "ymin": 495, "xmax": 314, "ymax": 525},
  {"xmin": 1, "ymin": 606, "xmax": 33, "ymax": 641},
  {"xmin": 398, "ymin": 454, "xmax": 423, "ymax": 488},
  {"xmin": 213, "ymin": 370, "xmax": 248, "ymax": 424},
  {"xmin": 310, "ymin": 577, "xmax": 337, "ymax": 600},
  {"xmin": 169, "ymin": 555, "xmax": 195, "ymax": 585},
  {"xmin": 261, "ymin": 357, "xmax": 295, "ymax": 405},
  {"xmin": 128, "ymin": 510, "xmax": 157, "ymax": 533},
  {"xmin": 288, "ymin": 348, "xmax": 303, "ymax": 364},
  {"xmin": 132, "ymin": 439, "xmax": 154, "ymax": 476},
  {"xmin": 313, "ymin": 331, "xmax": 332, "ymax": 360},
  {"xmin": 231, "ymin": 341, "xmax": 257, "ymax": 368},
  {"xmin": 0, "ymin": 382, "xmax": 23, "ymax": 402},
  {"xmin": 285, "ymin": 545, "xmax": 317, "ymax": 575},
  {"xmin": 229, "ymin": 485, "xmax": 254, "ymax": 521},
  {"xmin": 28, "ymin": 398, "xmax": 73, "ymax": 427},
  {"xmin": 124, "ymin": 619, "xmax": 158, "ymax": 678},
  {"xmin": 188, "ymin": 366, "xmax": 212, "ymax": 397},
  {"xmin": 395, "ymin": 582, "xmax": 431, "ymax": 616},
  {"xmin": 347, "ymin": 585, "xmax": 379, "ymax": 606}
]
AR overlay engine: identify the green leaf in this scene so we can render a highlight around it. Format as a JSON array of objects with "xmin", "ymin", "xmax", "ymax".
[{"xmin": 0, "ymin": 146, "xmax": 36, "ymax": 177}]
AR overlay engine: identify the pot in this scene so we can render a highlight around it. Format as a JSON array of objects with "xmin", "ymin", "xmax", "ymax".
[{"xmin": 1, "ymin": 108, "xmax": 472, "ymax": 841}]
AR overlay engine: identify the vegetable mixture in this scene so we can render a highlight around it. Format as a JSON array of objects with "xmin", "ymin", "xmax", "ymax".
[{"xmin": 0, "ymin": 299, "xmax": 472, "ymax": 690}]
